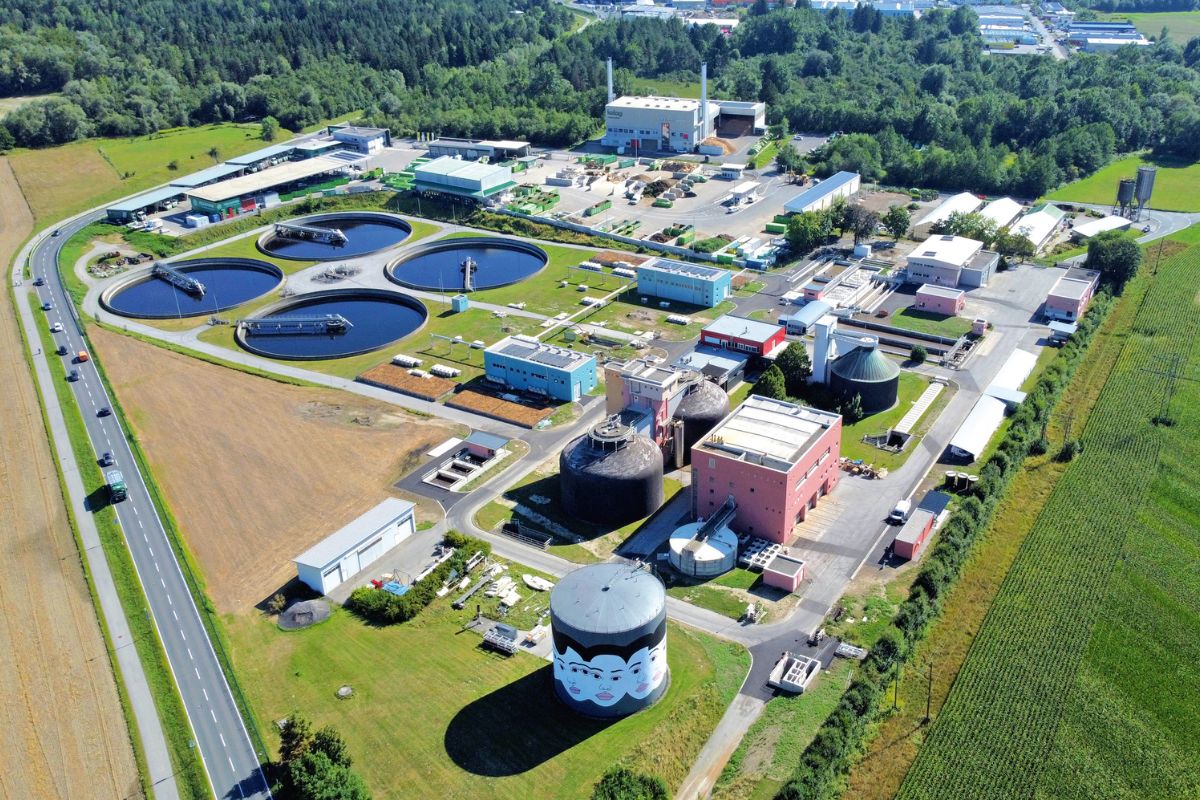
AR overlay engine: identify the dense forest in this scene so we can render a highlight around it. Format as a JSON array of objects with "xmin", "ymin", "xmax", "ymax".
[{"xmin": 1, "ymin": 1, "xmax": 1199, "ymax": 198}]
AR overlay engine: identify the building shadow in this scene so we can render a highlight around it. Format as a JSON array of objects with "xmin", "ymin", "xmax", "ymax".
[{"xmin": 443, "ymin": 666, "xmax": 616, "ymax": 776}]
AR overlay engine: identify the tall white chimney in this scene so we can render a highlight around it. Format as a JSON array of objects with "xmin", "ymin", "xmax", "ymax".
[
  {"xmin": 700, "ymin": 62, "xmax": 709, "ymax": 143},
  {"xmin": 607, "ymin": 58, "xmax": 615, "ymax": 104}
]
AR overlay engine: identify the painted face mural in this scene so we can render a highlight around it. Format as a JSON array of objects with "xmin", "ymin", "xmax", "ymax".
[{"xmin": 553, "ymin": 634, "xmax": 668, "ymax": 714}]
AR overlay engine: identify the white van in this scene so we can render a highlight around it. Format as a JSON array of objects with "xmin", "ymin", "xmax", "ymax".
[{"xmin": 888, "ymin": 499, "xmax": 912, "ymax": 524}]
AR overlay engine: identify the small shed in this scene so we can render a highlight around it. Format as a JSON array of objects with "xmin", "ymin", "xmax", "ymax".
[
  {"xmin": 293, "ymin": 498, "xmax": 417, "ymax": 595},
  {"xmin": 464, "ymin": 430, "xmax": 509, "ymax": 460},
  {"xmin": 451, "ymin": 294, "xmax": 470, "ymax": 313},
  {"xmin": 893, "ymin": 510, "xmax": 935, "ymax": 561},
  {"xmin": 720, "ymin": 163, "xmax": 747, "ymax": 180},
  {"xmin": 762, "ymin": 552, "xmax": 806, "ymax": 592},
  {"xmin": 1048, "ymin": 320, "xmax": 1078, "ymax": 342},
  {"xmin": 781, "ymin": 300, "xmax": 832, "ymax": 336}
]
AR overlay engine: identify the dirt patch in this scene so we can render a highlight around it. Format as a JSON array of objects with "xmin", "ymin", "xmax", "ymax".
[
  {"xmin": 0, "ymin": 158, "xmax": 140, "ymax": 798},
  {"xmin": 90, "ymin": 327, "xmax": 459, "ymax": 611},
  {"xmin": 594, "ymin": 250, "xmax": 650, "ymax": 267},
  {"xmin": 855, "ymin": 190, "xmax": 913, "ymax": 215},
  {"xmin": 446, "ymin": 389, "xmax": 556, "ymax": 428},
  {"xmin": 358, "ymin": 364, "xmax": 455, "ymax": 401}
]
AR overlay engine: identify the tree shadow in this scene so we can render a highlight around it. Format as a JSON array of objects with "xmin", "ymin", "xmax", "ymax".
[
  {"xmin": 443, "ymin": 666, "xmax": 616, "ymax": 776},
  {"xmin": 254, "ymin": 577, "xmax": 320, "ymax": 614}
]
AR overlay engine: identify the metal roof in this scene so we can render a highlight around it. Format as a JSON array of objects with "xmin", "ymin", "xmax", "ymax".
[
  {"xmin": 978, "ymin": 197, "xmax": 1023, "ymax": 228},
  {"xmin": 293, "ymin": 498, "xmax": 414, "ymax": 568},
  {"xmin": 701, "ymin": 395, "xmax": 839, "ymax": 469},
  {"xmin": 988, "ymin": 348, "xmax": 1037, "ymax": 393},
  {"xmin": 639, "ymin": 258, "xmax": 726, "ymax": 281},
  {"xmin": 186, "ymin": 155, "xmax": 349, "ymax": 202},
  {"xmin": 1072, "ymin": 215, "xmax": 1130, "ymax": 238},
  {"xmin": 673, "ymin": 346, "xmax": 747, "ymax": 376},
  {"xmin": 704, "ymin": 314, "xmax": 781, "ymax": 344},
  {"xmin": 916, "ymin": 283, "xmax": 965, "ymax": 300},
  {"xmin": 609, "ymin": 95, "xmax": 699, "ymax": 112},
  {"xmin": 550, "ymin": 563, "xmax": 665, "ymax": 634},
  {"xmin": 910, "ymin": 235, "xmax": 983, "ymax": 267},
  {"xmin": 106, "ymin": 185, "xmax": 186, "ymax": 213},
  {"xmin": 488, "ymin": 335, "xmax": 592, "ymax": 370},
  {"xmin": 226, "ymin": 144, "xmax": 294, "ymax": 165},
  {"xmin": 782, "ymin": 300, "xmax": 833, "ymax": 328},
  {"xmin": 464, "ymin": 430, "xmax": 509, "ymax": 450},
  {"xmin": 830, "ymin": 345, "xmax": 900, "ymax": 383},
  {"xmin": 950, "ymin": 394, "xmax": 1007, "ymax": 460},
  {"xmin": 784, "ymin": 171, "xmax": 860, "ymax": 213},
  {"xmin": 169, "ymin": 162, "xmax": 246, "ymax": 188},
  {"xmin": 915, "ymin": 192, "xmax": 983, "ymax": 227},
  {"xmin": 1013, "ymin": 205, "xmax": 1064, "ymax": 248}
]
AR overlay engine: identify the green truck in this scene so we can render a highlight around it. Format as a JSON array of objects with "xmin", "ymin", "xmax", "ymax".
[{"xmin": 106, "ymin": 469, "xmax": 128, "ymax": 503}]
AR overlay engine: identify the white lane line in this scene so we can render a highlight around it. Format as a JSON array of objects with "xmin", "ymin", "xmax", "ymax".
[
  {"xmin": 138, "ymin": 519, "xmax": 144, "ymax": 529},
  {"xmin": 220, "ymin": 733, "xmax": 227, "ymax": 748},
  {"xmin": 187, "ymin": 647, "xmax": 194, "ymax": 660},
  {"xmin": 211, "ymin": 709, "xmax": 218, "ymax": 723},
  {"xmin": 147, "ymin": 545, "xmax": 153, "ymax": 556},
  {"xmin": 166, "ymin": 594, "xmax": 172, "ymax": 606},
  {"xmin": 132, "ymin": 506, "xmax": 139, "ymax": 516},
  {"xmin": 195, "ymin": 667, "xmax": 201, "ymax": 679},
  {"xmin": 154, "ymin": 561, "xmax": 160, "ymax": 573},
  {"xmin": 172, "ymin": 609, "xmax": 179, "ymax": 621},
  {"xmin": 203, "ymin": 688, "xmax": 209, "ymax": 701},
  {"xmin": 159, "ymin": 577, "xmax": 166, "ymax": 588},
  {"xmin": 142, "ymin": 532, "xmax": 148, "ymax": 542},
  {"xmin": 228, "ymin": 757, "xmax": 236, "ymax": 771},
  {"xmin": 180, "ymin": 629, "xmax": 186, "ymax": 641}
]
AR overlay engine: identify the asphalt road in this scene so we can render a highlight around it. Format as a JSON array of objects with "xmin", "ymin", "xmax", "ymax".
[{"xmin": 29, "ymin": 213, "xmax": 271, "ymax": 800}]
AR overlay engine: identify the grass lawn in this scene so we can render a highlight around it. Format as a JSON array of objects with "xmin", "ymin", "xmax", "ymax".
[
  {"xmin": 890, "ymin": 308, "xmax": 973, "ymax": 339},
  {"xmin": 750, "ymin": 140, "xmax": 780, "ymax": 170},
  {"xmin": 628, "ymin": 78, "xmax": 702, "ymax": 99},
  {"xmin": 728, "ymin": 381, "xmax": 753, "ymax": 409},
  {"xmin": 1046, "ymin": 153, "xmax": 1200, "ymax": 212},
  {"xmin": 224, "ymin": 602, "xmax": 748, "ymax": 799},
  {"xmin": 665, "ymin": 566, "xmax": 796, "ymax": 622},
  {"xmin": 1101, "ymin": 10, "xmax": 1200, "ymax": 40},
  {"xmin": 8, "ymin": 123, "xmax": 291, "ymax": 224},
  {"xmin": 839, "ymin": 371, "xmax": 936, "ymax": 470},
  {"xmin": 475, "ymin": 472, "xmax": 684, "ymax": 564},
  {"xmin": 581, "ymin": 293, "xmax": 736, "ymax": 343},
  {"xmin": 713, "ymin": 660, "xmax": 854, "ymax": 800}
]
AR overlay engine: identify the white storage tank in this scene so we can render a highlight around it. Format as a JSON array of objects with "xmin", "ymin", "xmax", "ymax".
[{"xmin": 668, "ymin": 521, "xmax": 737, "ymax": 577}]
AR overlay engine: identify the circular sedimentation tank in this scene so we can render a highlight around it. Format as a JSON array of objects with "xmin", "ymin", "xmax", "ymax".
[
  {"xmin": 550, "ymin": 563, "xmax": 668, "ymax": 718},
  {"xmin": 257, "ymin": 212, "xmax": 412, "ymax": 261},
  {"xmin": 668, "ymin": 521, "xmax": 737, "ymax": 578},
  {"xmin": 386, "ymin": 236, "xmax": 547, "ymax": 292},
  {"xmin": 559, "ymin": 418, "xmax": 664, "ymax": 528},
  {"xmin": 234, "ymin": 288, "xmax": 426, "ymax": 360},
  {"xmin": 829, "ymin": 343, "xmax": 900, "ymax": 415},
  {"xmin": 672, "ymin": 376, "xmax": 729, "ymax": 465},
  {"xmin": 100, "ymin": 258, "xmax": 283, "ymax": 319}
]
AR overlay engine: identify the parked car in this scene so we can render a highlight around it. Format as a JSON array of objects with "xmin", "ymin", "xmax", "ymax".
[
  {"xmin": 888, "ymin": 499, "xmax": 912, "ymax": 524},
  {"xmin": 97, "ymin": 406, "xmax": 111, "ymax": 417},
  {"xmin": 99, "ymin": 452, "xmax": 114, "ymax": 467}
]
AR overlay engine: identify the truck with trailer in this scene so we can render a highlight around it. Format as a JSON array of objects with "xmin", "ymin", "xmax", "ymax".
[{"xmin": 106, "ymin": 469, "xmax": 128, "ymax": 502}]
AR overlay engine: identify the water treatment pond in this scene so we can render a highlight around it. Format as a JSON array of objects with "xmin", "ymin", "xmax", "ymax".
[
  {"xmin": 387, "ymin": 238, "xmax": 547, "ymax": 292},
  {"xmin": 258, "ymin": 213, "xmax": 412, "ymax": 261},
  {"xmin": 235, "ymin": 290, "xmax": 426, "ymax": 360},
  {"xmin": 102, "ymin": 259, "xmax": 282, "ymax": 319}
]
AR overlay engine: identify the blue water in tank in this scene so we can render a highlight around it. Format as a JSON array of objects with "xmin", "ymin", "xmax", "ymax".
[
  {"xmin": 239, "ymin": 293, "xmax": 426, "ymax": 359},
  {"xmin": 389, "ymin": 243, "xmax": 546, "ymax": 292},
  {"xmin": 260, "ymin": 217, "xmax": 411, "ymax": 260},
  {"xmin": 105, "ymin": 262, "xmax": 281, "ymax": 318}
]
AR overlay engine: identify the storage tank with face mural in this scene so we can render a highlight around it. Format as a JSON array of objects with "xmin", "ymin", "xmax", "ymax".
[{"xmin": 550, "ymin": 563, "xmax": 668, "ymax": 718}]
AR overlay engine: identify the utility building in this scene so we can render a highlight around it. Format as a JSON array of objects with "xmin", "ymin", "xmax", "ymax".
[
  {"xmin": 412, "ymin": 156, "xmax": 516, "ymax": 203},
  {"xmin": 783, "ymin": 171, "xmax": 861, "ymax": 214},
  {"xmin": 293, "ymin": 498, "xmax": 416, "ymax": 595},
  {"xmin": 700, "ymin": 314, "xmax": 787, "ymax": 358},
  {"xmin": 905, "ymin": 235, "xmax": 999, "ymax": 288},
  {"xmin": 1044, "ymin": 267, "xmax": 1100, "ymax": 322},
  {"xmin": 484, "ymin": 335, "xmax": 597, "ymax": 401},
  {"xmin": 692, "ymin": 396, "xmax": 842, "ymax": 543},
  {"xmin": 637, "ymin": 259, "xmax": 732, "ymax": 308}
]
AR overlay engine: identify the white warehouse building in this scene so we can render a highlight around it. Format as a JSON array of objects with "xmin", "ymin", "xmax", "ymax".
[{"xmin": 293, "ymin": 498, "xmax": 417, "ymax": 595}]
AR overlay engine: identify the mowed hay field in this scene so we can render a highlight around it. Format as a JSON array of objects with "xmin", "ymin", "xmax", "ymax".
[
  {"xmin": 1046, "ymin": 153, "xmax": 1200, "ymax": 212},
  {"xmin": 227, "ymin": 605, "xmax": 748, "ymax": 799},
  {"xmin": 0, "ymin": 160, "xmax": 140, "ymax": 798},
  {"xmin": 90, "ymin": 327, "xmax": 460, "ymax": 611},
  {"xmin": 1102, "ymin": 10, "xmax": 1200, "ymax": 41},
  {"xmin": 897, "ymin": 237, "xmax": 1200, "ymax": 800},
  {"xmin": 7, "ymin": 123, "xmax": 286, "ymax": 224}
]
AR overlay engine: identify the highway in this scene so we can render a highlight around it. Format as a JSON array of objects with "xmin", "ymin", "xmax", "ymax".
[{"xmin": 25, "ymin": 212, "xmax": 271, "ymax": 800}]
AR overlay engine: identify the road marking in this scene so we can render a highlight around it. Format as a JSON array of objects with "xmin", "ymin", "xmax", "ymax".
[
  {"xmin": 211, "ymin": 709, "xmax": 218, "ymax": 723},
  {"xmin": 195, "ymin": 667, "xmax": 201, "ymax": 679},
  {"xmin": 203, "ymin": 688, "xmax": 209, "ymax": 701},
  {"xmin": 166, "ymin": 594, "xmax": 172, "ymax": 605},
  {"xmin": 172, "ymin": 609, "xmax": 178, "ymax": 621},
  {"xmin": 138, "ymin": 520, "xmax": 143, "ymax": 529},
  {"xmin": 228, "ymin": 757, "xmax": 236, "ymax": 772},
  {"xmin": 188, "ymin": 647, "xmax": 194, "ymax": 660},
  {"xmin": 142, "ymin": 532, "xmax": 148, "ymax": 542},
  {"xmin": 180, "ymin": 629, "xmax": 186, "ymax": 641},
  {"xmin": 220, "ymin": 734, "xmax": 227, "ymax": 748},
  {"xmin": 132, "ymin": 506, "xmax": 139, "ymax": 516},
  {"xmin": 160, "ymin": 577, "xmax": 166, "ymax": 588}
]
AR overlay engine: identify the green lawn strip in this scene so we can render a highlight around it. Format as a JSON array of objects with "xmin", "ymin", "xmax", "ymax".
[
  {"xmin": 84, "ymin": 322, "xmax": 273, "ymax": 766},
  {"xmin": 750, "ymin": 140, "xmax": 780, "ymax": 170},
  {"xmin": 898, "ymin": 247, "xmax": 1199, "ymax": 798},
  {"xmin": 839, "ymin": 371, "xmax": 931, "ymax": 469},
  {"xmin": 714, "ymin": 660, "xmax": 854, "ymax": 800},
  {"xmin": 665, "ymin": 583, "xmax": 749, "ymax": 620},
  {"xmin": 29, "ymin": 298, "xmax": 211, "ymax": 800},
  {"xmin": 736, "ymin": 280, "xmax": 766, "ymax": 296},
  {"xmin": 1046, "ymin": 153, "xmax": 1200, "ymax": 212},
  {"xmin": 223, "ymin": 599, "xmax": 747, "ymax": 798},
  {"xmin": 1100, "ymin": 9, "xmax": 1200, "ymax": 40},
  {"xmin": 825, "ymin": 580, "xmax": 914, "ymax": 649},
  {"xmin": 729, "ymin": 380, "xmax": 753, "ymax": 409},
  {"xmin": 889, "ymin": 308, "xmax": 972, "ymax": 339}
]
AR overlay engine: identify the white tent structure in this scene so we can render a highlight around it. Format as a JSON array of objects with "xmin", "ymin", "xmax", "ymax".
[{"xmin": 949, "ymin": 348, "xmax": 1038, "ymax": 461}]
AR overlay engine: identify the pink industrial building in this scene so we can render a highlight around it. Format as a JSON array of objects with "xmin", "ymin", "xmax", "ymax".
[
  {"xmin": 1044, "ymin": 267, "xmax": 1100, "ymax": 322},
  {"xmin": 763, "ymin": 552, "xmax": 807, "ymax": 592},
  {"xmin": 914, "ymin": 284, "xmax": 966, "ymax": 317},
  {"xmin": 691, "ymin": 396, "xmax": 842, "ymax": 543}
]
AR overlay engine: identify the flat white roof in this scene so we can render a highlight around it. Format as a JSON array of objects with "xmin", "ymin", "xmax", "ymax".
[
  {"xmin": 916, "ymin": 192, "xmax": 983, "ymax": 227},
  {"xmin": 294, "ymin": 498, "xmax": 415, "ymax": 569},
  {"xmin": 1072, "ymin": 215, "xmax": 1131, "ymax": 238},
  {"xmin": 916, "ymin": 283, "xmax": 966, "ymax": 300},
  {"xmin": 950, "ymin": 394, "xmax": 1007, "ymax": 460},
  {"xmin": 187, "ymin": 155, "xmax": 349, "ymax": 202},
  {"xmin": 701, "ymin": 395, "xmax": 839, "ymax": 469},
  {"xmin": 639, "ymin": 258, "xmax": 727, "ymax": 282},
  {"xmin": 414, "ymin": 156, "xmax": 510, "ymax": 181},
  {"xmin": 704, "ymin": 313, "xmax": 781, "ymax": 343},
  {"xmin": 730, "ymin": 180, "xmax": 761, "ymax": 196},
  {"xmin": 1013, "ymin": 207, "xmax": 1062, "ymax": 246},
  {"xmin": 1049, "ymin": 269, "xmax": 1099, "ymax": 301},
  {"xmin": 609, "ymin": 95, "xmax": 699, "ymax": 112},
  {"xmin": 911, "ymin": 235, "xmax": 984, "ymax": 267},
  {"xmin": 988, "ymin": 348, "xmax": 1038, "ymax": 393}
]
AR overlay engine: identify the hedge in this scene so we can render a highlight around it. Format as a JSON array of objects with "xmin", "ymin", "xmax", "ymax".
[
  {"xmin": 343, "ymin": 531, "xmax": 490, "ymax": 625},
  {"xmin": 774, "ymin": 292, "xmax": 1115, "ymax": 800}
]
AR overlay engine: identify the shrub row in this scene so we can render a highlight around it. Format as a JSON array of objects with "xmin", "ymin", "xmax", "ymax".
[
  {"xmin": 344, "ymin": 530, "xmax": 490, "ymax": 625},
  {"xmin": 775, "ymin": 293, "xmax": 1114, "ymax": 800}
]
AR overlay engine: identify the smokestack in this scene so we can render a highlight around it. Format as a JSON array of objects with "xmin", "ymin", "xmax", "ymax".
[
  {"xmin": 607, "ymin": 58, "xmax": 615, "ymax": 104},
  {"xmin": 700, "ymin": 62, "xmax": 709, "ymax": 143}
]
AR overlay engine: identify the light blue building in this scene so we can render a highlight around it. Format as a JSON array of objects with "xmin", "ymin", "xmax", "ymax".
[
  {"xmin": 636, "ymin": 259, "xmax": 732, "ymax": 309},
  {"xmin": 484, "ymin": 335, "xmax": 597, "ymax": 402}
]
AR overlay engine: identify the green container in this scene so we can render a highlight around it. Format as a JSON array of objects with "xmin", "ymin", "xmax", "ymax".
[
  {"xmin": 765, "ymin": 222, "xmax": 787, "ymax": 234},
  {"xmin": 676, "ymin": 230, "xmax": 695, "ymax": 245},
  {"xmin": 717, "ymin": 254, "xmax": 734, "ymax": 265},
  {"xmin": 653, "ymin": 199, "xmax": 673, "ymax": 209},
  {"xmin": 618, "ymin": 158, "xmax": 636, "ymax": 169},
  {"xmin": 774, "ymin": 214, "xmax": 791, "ymax": 224}
]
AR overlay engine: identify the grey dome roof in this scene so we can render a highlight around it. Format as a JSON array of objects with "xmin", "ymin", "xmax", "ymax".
[
  {"xmin": 550, "ymin": 564, "xmax": 665, "ymax": 634},
  {"xmin": 831, "ymin": 346, "xmax": 900, "ymax": 383}
]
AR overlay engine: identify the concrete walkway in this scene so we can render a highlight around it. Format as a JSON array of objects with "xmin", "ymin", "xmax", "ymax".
[{"xmin": 11, "ymin": 229, "xmax": 180, "ymax": 800}]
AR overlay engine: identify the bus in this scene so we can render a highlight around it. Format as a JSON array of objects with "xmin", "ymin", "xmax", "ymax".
[{"xmin": 106, "ymin": 469, "xmax": 128, "ymax": 503}]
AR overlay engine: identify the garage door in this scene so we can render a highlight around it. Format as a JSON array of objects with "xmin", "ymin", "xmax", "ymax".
[
  {"xmin": 356, "ymin": 537, "xmax": 385, "ymax": 570},
  {"xmin": 322, "ymin": 564, "xmax": 343, "ymax": 592}
]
